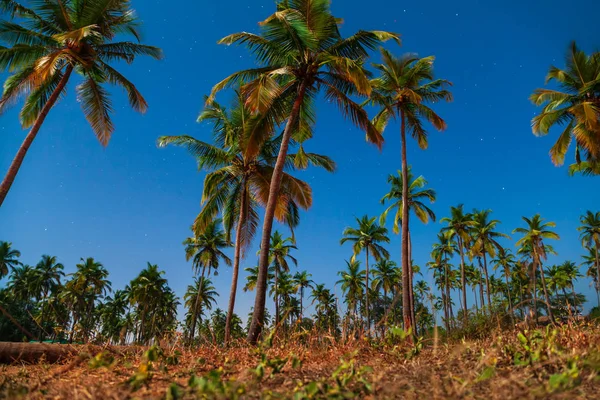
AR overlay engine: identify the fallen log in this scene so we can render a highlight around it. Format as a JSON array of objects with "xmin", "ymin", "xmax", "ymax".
[{"xmin": 0, "ymin": 342, "xmax": 144, "ymax": 364}]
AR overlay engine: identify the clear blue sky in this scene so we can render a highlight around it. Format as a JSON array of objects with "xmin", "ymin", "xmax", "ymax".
[{"xmin": 2, "ymin": 0, "xmax": 600, "ymax": 319}]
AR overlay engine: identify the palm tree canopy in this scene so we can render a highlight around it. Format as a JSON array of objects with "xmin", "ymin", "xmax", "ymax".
[
  {"xmin": 183, "ymin": 218, "xmax": 232, "ymax": 275},
  {"xmin": 0, "ymin": 241, "xmax": 21, "ymax": 278},
  {"xmin": 380, "ymin": 167, "xmax": 436, "ymax": 233},
  {"xmin": 0, "ymin": 0, "xmax": 163, "ymax": 144},
  {"xmin": 368, "ymin": 48, "xmax": 453, "ymax": 148},
  {"xmin": 470, "ymin": 209, "xmax": 509, "ymax": 259},
  {"xmin": 440, "ymin": 204, "xmax": 475, "ymax": 245},
  {"xmin": 530, "ymin": 42, "xmax": 600, "ymax": 167},
  {"xmin": 210, "ymin": 0, "xmax": 401, "ymax": 152},
  {"xmin": 158, "ymin": 93, "xmax": 335, "ymax": 254},
  {"xmin": 578, "ymin": 211, "xmax": 600, "ymax": 248},
  {"xmin": 340, "ymin": 215, "xmax": 390, "ymax": 262},
  {"xmin": 513, "ymin": 214, "xmax": 560, "ymax": 262}
]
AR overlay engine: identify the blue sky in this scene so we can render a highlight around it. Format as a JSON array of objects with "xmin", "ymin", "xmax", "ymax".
[{"xmin": 2, "ymin": 0, "xmax": 600, "ymax": 320}]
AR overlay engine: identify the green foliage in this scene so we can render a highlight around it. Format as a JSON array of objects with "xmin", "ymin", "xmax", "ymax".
[{"xmin": 547, "ymin": 359, "xmax": 581, "ymax": 393}]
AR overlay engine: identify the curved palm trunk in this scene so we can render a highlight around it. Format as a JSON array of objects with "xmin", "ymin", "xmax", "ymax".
[
  {"xmin": 0, "ymin": 65, "xmax": 74, "ymax": 207},
  {"xmin": 473, "ymin": 286, "xmax": 479, "ymax": 311},
  {"xmin": 224, "ymin": 186, "xmax": 248, "ymax": 345},
  {"xmin": 571, "ymin": 284, "xmax": 578, "ymax": 316},
  {"xmin": 0, "ymin": 303, "xmax": 37, "ymax": 340},
  {"xmin": 457, "ymin": 238, "xmax": 467, "ymax": 322},
  {"xmin": 400, "ymin": 109, "xmax": 412, "ymax": 333},
  {"xmin": 299, "ymin": 288, "xmax": 304, "ymax": 322},
  {"xmin": 365, "ymin": 247, "xmax": 370, "ymax": 334},
  {"xmin": 531, "ymin": 262, "xmax": 538, "ymax": 323},
  {"xmin": 477, "ymin": 258, "xmax": 485, "ymax": 308},
  {"xmin": 247, "ymin": 81, "xmax": 308, "ymax": 344},
  {"xmin": 482, "ymin": 251, "xmax": 492, "ymax": 313}
]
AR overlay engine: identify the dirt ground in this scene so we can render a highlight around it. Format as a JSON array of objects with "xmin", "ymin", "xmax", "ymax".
[{"xmin": 1, "ymin": 324, "xmax": 600, "ymax": 399}]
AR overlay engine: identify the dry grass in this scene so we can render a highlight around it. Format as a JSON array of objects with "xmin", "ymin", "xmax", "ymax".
[{"xmin": 1, "ymin": 324, "xmax": 600, "ymax": 399}]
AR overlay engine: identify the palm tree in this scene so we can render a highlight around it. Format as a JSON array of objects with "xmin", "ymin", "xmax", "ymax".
[
  {"xmin": 262, "ymin": 231, "xmax": 297, "ymax": 328},
  {"xmin": 32, "ymin": 255, "xmax": 64, "ymax": 339},
  {"xmin": 243, "ymin": 265, "xmax": 274, "ymax": 293},
  {"xmin": 431, "ymin": 231, "xmax": 457, "ymax": 330},
  {"xmin": 371, "ymin": 259, "xmax": 398, "ymax": 307},
  {"xmin": 183, "ymin": 219, "xmax": 231, "ymax": 343},
  {"xmin": 63, "ymin": 257, "xmax": 111, "ymax": 342},
  {"xmin": 578, "ymin": 211, "xmax": 600, "ymax": 297},
  {"xmin": 212, "ymin": 0, "xmax": 399, "ymax": 344},
  {"xmin": 559, "ymin": 261, "xmax": 582, "ymax": 314},
  {"xmin": 530, "ymin": 42, "xmax": 600, "ymax": 171},
  {"xmin": 380, "ymin": 167, "xmax": 435, "ymax": 329},
  {"xmin": 184, "ymin": 277, "xmax": 218, "ymax": 341},
  {"xmin": 337, "ymin": 260, "xmax": 365, "ymax": 327},
  {"xmin": 0, "ymin": 241, "xmax": 21, "ymax": 279},
  {"xmin": 470, "ymin": 209, "xmax": 509, "ymax": 311},
  {"xmin": 441, "ymin": 205, "xmax": 475, "ymax": 320},
  {"xmin": 369, "ymin": 49, "xmax": 452, "ymax": 332},
  {"xmin": 492, "ymin": 250, "xmax": 516, "ymax": 320},
  {"xmin": 340, "ymin": 215, "xmax": 390, "ymax": 331},
  {"xmin": 158, "ymin": 94, "xmax": 334, "ymax": 344},
  {"xmin": 0, "ymin": 0, "xmax": 162, "ymax": 206},
  {"xmin": 513, "ymin": 214, "xmax": 560, "ymax": 323},
  {"xmin": 546, "ymin": 264, "xmax": 571, "ymax": 313},
  {"xmin": 292, "ymin": 271, "xmax": 313, "ymax": 320},
  {"xmin": 583, "ymin": 247, "xmax": 600, "ymax": 306}
]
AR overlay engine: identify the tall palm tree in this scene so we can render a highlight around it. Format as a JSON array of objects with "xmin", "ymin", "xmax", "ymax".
[
  {"xmin": 470, "ymin": 209, "xmax": 509, "ymax": 311},
  {"xmin": 262, "ymin": 231, "xmax": 297, "ymax": 328},
  {"xmin": 184, "ymin": 277, "xmax": 218, "ymax": 340},
  {"xmin": 0, "ymin": 241, "xmax": 21, "ymax": 279},
  {"xmin": 513, "ymin": 214, "xmax": 560, "ymax": 324},
  {"xmin": 212, "ymin": 0, "xmax": 399, "ymax": 344},
  {"xmin": 380, "ymin": 167, "xmax": 435, "ymax": 328},
  {"xmin": 337, "ymin": 260, "xmax": 365, "ymax": 326},
  {"xmin": 33, "ymin": 255, "xmax": 64, "ymax": 340},
  {"xmin": 441, "ymin": 205, "xmax": 474, "ymax": 320},
  {"xmin": 530, "ymin": 42, "xmax": 600, "ymax": 172},
  {"xmin": 0, "ymin": 0, "xmax": 162, "ymax": 206},
  {"xmin": 559, "ymin": 261, "xmax": 582, "ymax": 313},
  {"xmin": 159, "ymin": 94, "xmax": 333, "ymax": 344},
  {"xmin": 183, "ymin": 219, "xmax": 231, "ymax": 343},
  {"xmin": 340, "ymin": 215, "xmax": 389, "ymax": 331},
  {"xmin": 578, "ymin": 211, "xmax": 600, "ymax": 296},
  {"xmin": 492, "ymin": 250, "xmax": 516, "ymax": 320},
  {"xmin": 292, "ymin": 270, "xmax": 313, "ymax": 320},
  {"xmin": 369, "ymin": 49, "xmax": 451, "ymax": 332}
]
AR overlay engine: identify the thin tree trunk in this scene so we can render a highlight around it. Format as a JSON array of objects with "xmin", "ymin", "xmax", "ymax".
[
  {"xmin": 473, "ymin": 287, "xmax": 478, "ymax": 311},
  {"xmin": 365, "ymin": 247, "xmax": 370, "ymax": 334},
  {"xmin": 408, "ymin": 232, "xmax": 417, "ymax": 335},
  {"xmin": 400, "ymin": 109, "xmax": 412, "ymax": 333},
  {"xmin": 537, "ymin": 260, "xmax": 555, "ymax": 324},
  {"xmin": 458, "ymin": 238, "xmax": 468, "ymax": 322},
  {"xmin": 505, "ymin": 272, "xmax": 514, "ymax": 324},
  {"xmin": 274, "ymin": 266, "xmax": 279, "ymax": 328},
  {"xmin": 190, "ymin": 267, "xmax": 207, "ymax": 344},
  {"xmin": 532, "ymin": 262, "xmax": 538, "ymax": 323},
  {"xmin": 0, "ymin": 65, "xmax": 74, "ymax": 207},
  {"xmin": 571, "ymin": 284, "xmax": 578, "ymax": 315},
  {"xmin": 224, "ymin": 185, "xmax": 248, "ymax": 344},
  {"xmin": 247, "ymin": 81, "xmax": 308, "ymax": 345},
  {"xmin": 482, "ymin": 251, "xmax": 492, "ymax": 312},
  {"xmin": 0, "ymin": 304, "xmax": 37, "ymax": 341}
]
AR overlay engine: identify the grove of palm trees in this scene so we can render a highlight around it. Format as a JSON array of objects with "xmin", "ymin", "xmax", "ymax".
[{"xmin": 1, "ymin": 0, "xmax": 600, "ymax": 398}]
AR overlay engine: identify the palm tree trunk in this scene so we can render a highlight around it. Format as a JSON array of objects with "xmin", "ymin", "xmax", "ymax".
[
  {"xmin": 190, "ymin": 267, "xmax": 207, "ymax": 344},
  {"xmin": 458, "ymin": 238, "xmax": 467, "ymax": 322},
  {"xmin": 299, "ymin": 288, "xmax": 304, "ymax": 322},
  {"xmin": 247, "ymin": 81, "xmax": 308, "ymax": 345},
  {"xmin": 408, "ymin": 232, "xmax": 417, "ymax": 335},
  {"xmin": 531, "ymin": 262, "xmax": 538, "ymax": 323},
  {"xmin": 274, "ymin": 266, "xmax": 279, "ymax": 328},
  {"xmin": 400, "ymin": 109, "xmax": 412, "ymax": 333},
  {"xmin": 365, "ymin": 247, "xmax": 370, "ymax": 334},
  {"xmin": 482, "ymin": 251, "xmax": 492, "ymax": 313},
  {"xmin": 504, "ymin": 272, "xmax": 514, "ymax": 324},
  {"xmin": 537, "ymin": 260, "xmax": 555, "ymax": 324},
  {"xmin": 225, "ymin": 186, "xmax": 247, "ymax": 345},
  {"xmin": 0, "ymin": 65, "xmax": 74, "ymax": 207},
  {"xmin": 571, "ymin": 284, "xmax": 578, "ymax": 315},
  {"xmin": 0, "ymin": 303, "xmax": 37, "ymax": 341},
  {"xmin": 473, "ymin": 287, "xmax": 478, "ymax": 311}
]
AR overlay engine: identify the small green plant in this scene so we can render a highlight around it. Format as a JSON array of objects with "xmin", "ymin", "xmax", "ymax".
[
  {"xmin": 88, "ymin": 351, "xmax": 115, "ymax": 369},
  {"xmin": 547, "ymin": 359, "xmax": 581, "ymax": 393},
  {"xmin": 188, "ymin": 369, "xmax": 246, "ymax": 399},
  {"xmin": 252, "ymin": 353, "xmax": 302, "ymax": 381},
  {"xmin": 126, "ymin": 346, "xmax": 161, "ymax": 391}
]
